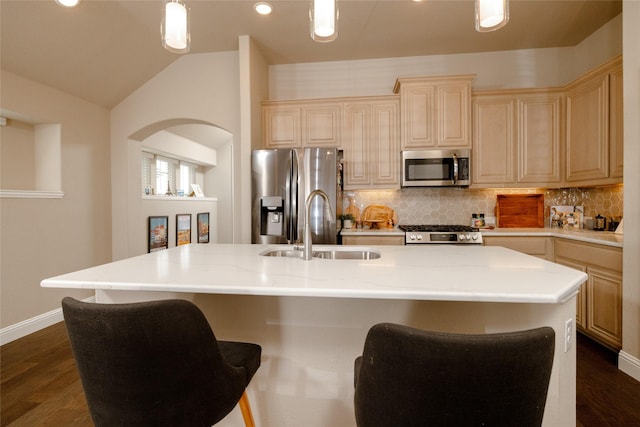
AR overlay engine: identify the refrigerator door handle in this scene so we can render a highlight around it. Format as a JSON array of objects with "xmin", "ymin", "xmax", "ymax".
[{"xmin": 288, "ymin": 151, "xmax": 299, "ymax": 243}]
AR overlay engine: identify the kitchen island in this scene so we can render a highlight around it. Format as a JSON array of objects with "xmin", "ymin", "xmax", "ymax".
[{"xmin": 42, "ymin": 244, "xmax": 587, "ymax": 427}]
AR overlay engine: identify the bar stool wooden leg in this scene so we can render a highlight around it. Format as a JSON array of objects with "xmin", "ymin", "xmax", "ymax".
[{"xmin": 238, "ymin": 390, "xmax": 256, "ymax": 427}]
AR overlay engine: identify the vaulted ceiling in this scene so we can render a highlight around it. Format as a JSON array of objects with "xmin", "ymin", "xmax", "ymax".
[{"xmin": 1, "ymin": 0, "xmax": 622, "ymax": 109}]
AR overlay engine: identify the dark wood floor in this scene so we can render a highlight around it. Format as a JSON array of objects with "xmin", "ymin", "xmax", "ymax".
[{"xmin": 2, "ymin": 323, "xmax": 640, "ymax": 426}]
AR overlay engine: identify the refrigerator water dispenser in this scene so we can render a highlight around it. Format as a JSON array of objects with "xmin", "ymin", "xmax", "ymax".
[{"xmin": 261, "ymin": 196, "xmax": 284, "ymax": 237}]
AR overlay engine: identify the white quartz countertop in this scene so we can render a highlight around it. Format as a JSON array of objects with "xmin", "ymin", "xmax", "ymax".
[
  {"xmin": 482, "ymin": 228, "xmax": 623, "ymax": 248},
  {"xmin": 42, "ymin": 244, "xmax": 586, "ymax": 304}
]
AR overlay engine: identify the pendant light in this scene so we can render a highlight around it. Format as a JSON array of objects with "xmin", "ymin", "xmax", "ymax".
[
  {"xmin": 310, "ymin": 0, "xmax": 338, "ymax": 42},
  {"xmin": 475, "ymin": 0, "xmax": 509, "ymax": 32},
  {"xmin": 55, "ymin": 0, "xmax": 80, "ymax": 6},
  {"xmin": 161, "ymin": 0, "xmax": 190, "ymax": 53}
]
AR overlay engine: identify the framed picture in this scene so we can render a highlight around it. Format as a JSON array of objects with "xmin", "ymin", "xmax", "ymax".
[
  {"xmin": 191, "ymin": 183, "xmax": 204, "ymax": 198},
  {"xmin": 197, "ymin": 212, "xmax": 210, "ymax": 243},
  {"xmin": 148, "ymin": 216, "xmax": 169, "ymax": 253},
  {"xmin": 176, "ymin": 214, "xmax": 192, "ymax": 246}
]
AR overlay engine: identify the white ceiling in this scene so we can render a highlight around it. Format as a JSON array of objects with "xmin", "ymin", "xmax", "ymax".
[{"xmin": 1, "ymin": 0, "xmax": 622, "ymax": 110}]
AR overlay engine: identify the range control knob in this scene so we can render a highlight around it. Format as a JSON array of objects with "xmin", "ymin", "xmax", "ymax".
[
  {"xmin": 472, "ymin": 233, "xmax": 479, "ymax": 240},
  {"xmin": 458, "ymin": 234, "xmax": 466, "ymax": 241}
]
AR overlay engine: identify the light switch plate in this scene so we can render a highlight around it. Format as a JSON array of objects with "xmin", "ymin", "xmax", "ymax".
[{"xmin": 564, "ymin": 318, "xmax": 573, "ymax": 353}]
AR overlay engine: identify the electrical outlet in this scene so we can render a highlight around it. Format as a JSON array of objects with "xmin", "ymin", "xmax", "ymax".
[{"xmin": 564, "ymin": 318, "xmax": 574, "ymax": 353}]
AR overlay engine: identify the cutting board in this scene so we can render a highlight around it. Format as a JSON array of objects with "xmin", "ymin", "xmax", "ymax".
[
  {"xmin": 362, "ymin": 205, "xmax": 398, "ymax": 228},
  {"xmin": 496, "ymin": 194, "xmax": 544, "ymax": 228}
]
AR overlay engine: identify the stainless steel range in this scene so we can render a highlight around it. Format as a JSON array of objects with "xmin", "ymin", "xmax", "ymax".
[{"xmin": 398, "ymin": 225, "xmax": 483, "ymax": 245}]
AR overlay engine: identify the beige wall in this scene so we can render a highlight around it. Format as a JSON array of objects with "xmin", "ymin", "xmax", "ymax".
[
  {"xmin": 268, "ymin": 15, "xmax": 622, "ymax": 101},
  {"xmin": 0, "ymin": 120, "xmax": 35, "ymax": 189},
  {"xmin": 110, "ymin": 52, "xmax": 242, "ymax": 260},
  {"xmin": 620, "ymin": 0, "xmax": 640, "ymax": 380},
  {"xmin": 0, "ymin": 71, "xmax": 111, "ymax": 329}
]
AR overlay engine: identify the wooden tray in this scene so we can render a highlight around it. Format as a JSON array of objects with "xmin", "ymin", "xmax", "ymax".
[{"xmin": 496, "ymin": 194, "xmax": 544, "ymax": 228}]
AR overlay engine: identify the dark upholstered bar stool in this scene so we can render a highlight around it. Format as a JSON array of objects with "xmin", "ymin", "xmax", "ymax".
[
  {"xmin": 62, "ymin": 297, "xmax": 261, "ymax": 427},
  {"xmin": 354, "ymin": 323, "xmax": 555, "ymax": 427}
]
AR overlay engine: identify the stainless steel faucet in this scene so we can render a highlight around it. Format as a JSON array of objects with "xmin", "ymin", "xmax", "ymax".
[{"xmin": 303, "ymin": 189, "xmax": 333, "ymax": 260}]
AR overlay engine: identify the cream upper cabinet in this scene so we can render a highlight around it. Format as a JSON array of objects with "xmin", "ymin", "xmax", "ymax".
[
  {"xmin": 393, "ymin": 75, "xmax": 474, "ymax": 149},
  {"xmin": 302, "ymin": 103, "xmax": 342, "ymax": 147},
  {"xmin": 343, "ymin": 97, "xmax": 400, "ymax": 190},
  {"xmin": 263, "ymin": 104, "xmax": 301, "ymax": 148},
  {"xmin": 472, "ymin": 95, "xmax": 516, "ymax": 185},
  {"xmin": 609, "ymin": 63, "xmax": 624, "ymax": 178},
  {"xmin": 262, "ymin": 96, "xmax": 400, "ymax": 189},
  {"xmin": 262, "ymin": 100, "xmax": 341, "ymax": 148},
  {"xmin": 565, "ymin": 56, "xmax": 622, "ymax": 186},
  {"xmin": 472, "ymin": 90, "xmax": 562, "ymax": 188}
]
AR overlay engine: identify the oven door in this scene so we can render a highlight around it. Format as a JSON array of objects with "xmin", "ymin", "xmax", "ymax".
[{"xmin": 402, "ymin": 150, "xmax": 470, "ymax": 187}]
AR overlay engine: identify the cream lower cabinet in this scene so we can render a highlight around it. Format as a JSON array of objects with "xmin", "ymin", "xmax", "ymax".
[
  {"xmin": 342, "ymin": 97, "xmax": 400, "ymax": 190},
  {"xmin": 342, "ymin": 235, "xmax": 404, "ymax": 246},
  {"xmin": 483, "ymin": 236, "xmax": 554, "ymax": 261},
  {"xmin": 554, "ymin": 238, "xmax": 622, "ymax": 350},
  {"xmin": 565, "ymin": 56, "xmax": 623, "ymax": 186},
  {"xmin": 472, "ymin": 90, "xmax": 563, "ymax": 188}
]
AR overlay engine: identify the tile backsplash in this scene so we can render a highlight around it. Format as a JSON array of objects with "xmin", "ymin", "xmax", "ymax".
[{"xmin": 344, "ymin": 185, "xmax": 623, "ymax": 227}]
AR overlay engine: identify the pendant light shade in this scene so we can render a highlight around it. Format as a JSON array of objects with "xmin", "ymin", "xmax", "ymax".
[
  {"xmin": 475, "ymin": 0, "xmax": 509, "ymax": 32},
  {"xmin": 310, "ymin": 0, "xmax": 338, "ymax": 42},
  {"xmin": 162, "ymin": 0, "xmax": 190, "ymax": 53},
  {"xmin": 55, "ymin": 0, "xmax": 80, "ymax": 7}
]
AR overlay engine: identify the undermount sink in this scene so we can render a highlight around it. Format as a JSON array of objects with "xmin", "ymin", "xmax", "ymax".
[
  {"xmin": 313, "ymin": 249, "xmax": 381, "ymax": 260},
  {"xmin": 259, "ymin": 247, "xmax": 381, "ymax": 260},
  {"xmin": 260, "ymin": 249, "xmax": 303, "ymax": 258}
]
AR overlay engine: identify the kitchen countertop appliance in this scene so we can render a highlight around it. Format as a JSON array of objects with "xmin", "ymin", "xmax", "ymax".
[
  {"xmin": 252, "ymin": 147, "xmax": 339, "ymax": 245},
  {"xmin": 398, "ymin": 225, "xmax": 483, "ymax": 245}
]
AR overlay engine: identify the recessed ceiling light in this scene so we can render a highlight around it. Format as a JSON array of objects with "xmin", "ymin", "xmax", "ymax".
[
  {"xmin": 254, "ymin": 2, "xmax": 272, "ymax": 15},
  {"xmin": 55, "ymin": 0, "xmax": 80, "ymax": 7}
]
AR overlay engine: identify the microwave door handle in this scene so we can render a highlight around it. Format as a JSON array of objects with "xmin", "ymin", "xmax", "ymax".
[{"xmin": 452, "ymin": 153, "xmax": 459, "ymax": 185}]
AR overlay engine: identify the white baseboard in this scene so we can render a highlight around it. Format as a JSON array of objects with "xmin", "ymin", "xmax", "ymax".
[
  {"xmin": 0, "ymin": 295, "xmax": 95, "ymax": 346},
  {"xmin": 619, "ymin": 350, "xmax": 640, "ymax": 382}
]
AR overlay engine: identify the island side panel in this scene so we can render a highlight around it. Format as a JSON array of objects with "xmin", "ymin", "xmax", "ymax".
[{"xmin": 95, "ymin": 290, "xmax": 576, "ymax": 427}]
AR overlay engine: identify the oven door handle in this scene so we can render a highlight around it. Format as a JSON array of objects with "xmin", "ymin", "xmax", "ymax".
[{"xmin": 452, "ymin": 153, "xmax": 459, "ymax": 185}]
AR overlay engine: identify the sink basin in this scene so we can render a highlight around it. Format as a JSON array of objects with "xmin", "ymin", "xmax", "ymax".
[
  {"xmin": 260, "ymin": 247, "xmax": 381, "ymax": 260},
  {"xmin": 313, "ymin": 250, "xmax": 381, "ymax": 260},
  {"xmin": 259, "ymin": 249, "xmax": 303, "ymax": 258}
]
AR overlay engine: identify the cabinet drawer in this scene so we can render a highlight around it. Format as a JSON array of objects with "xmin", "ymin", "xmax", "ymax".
[
  {"xmin": 343, "ymin": 235, "xmax": 404, "ymax": 246},
  {"xmin": 554, "ymin": 238, "xmax": 622, "ymax": 272},
  {"xmin": 483, "ymin": 236, "xmax": 553, "ymax": 259}
]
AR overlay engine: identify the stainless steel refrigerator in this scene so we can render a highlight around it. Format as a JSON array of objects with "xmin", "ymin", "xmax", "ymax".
[{"xmin": 252, "ymin": 147, "xmax": 339, "ymax": 245}]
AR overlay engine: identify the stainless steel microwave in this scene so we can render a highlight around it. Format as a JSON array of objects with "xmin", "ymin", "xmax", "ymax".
[{"xmin": 401, "ymin": 149, "xmax": 471, "ymax": 187}]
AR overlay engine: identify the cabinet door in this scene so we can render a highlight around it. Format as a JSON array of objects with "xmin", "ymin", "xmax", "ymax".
[
  {"xmin": 302, "ymin": 104, "xmax": 342, "ymax": 147},
  {"xmin": 587, "ymin": 266, "xmax": 622, "ymax": 349},
  {"xmin": 438, "ymin": 83, "xmax": 471, "ymax": 148},
  {"xmin": 400, "ymin": 84, "xmax": 436, "ymax": 149},
  {"xmin": 518, "ymin": 94, "xmax": 562, "ymax": 184},
  {"xmin": 555, "ymin": 257, "xmax": 588, "ymax": 329},
  {"xmin": 343, "ymin": 103, "xmax": 371, "ymax": 188},
  {"xmin": 370, "ymin": 101, "xmax": 400, "ymax": 188},
  {"xmin": 566, "ymin": 74, "xmax": 609, "ymax": 182},
  {"xmin": 472, "ymin": 96, "xmax": 516, "ymax": 184},
  {"xmin": 609, "ymin": 64, "xmax": 624, "ymax": 178},
  {"xmin": 263, "ymin": 106, "xmax": 301, "ymax": 148}
]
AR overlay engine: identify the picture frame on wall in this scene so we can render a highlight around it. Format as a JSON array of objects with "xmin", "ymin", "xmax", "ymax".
[
  {"xmin": 197, "ymin": 212, "xmax": 209, "ymax": 244},
  {"xmin": 148, "ymin": 216, "xmax": 169, "ymax": 253},
  {"xmin": 176, "ymin": 214, "xmax": 192, "ymax": 246}
]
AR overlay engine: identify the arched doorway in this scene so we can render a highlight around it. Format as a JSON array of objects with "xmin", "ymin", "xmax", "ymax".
[{"xmin": 130, "ymin": 119, "xmax": 234, "ymax": 244}]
